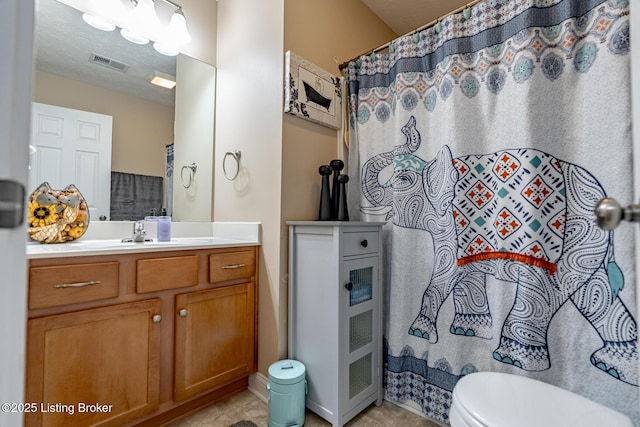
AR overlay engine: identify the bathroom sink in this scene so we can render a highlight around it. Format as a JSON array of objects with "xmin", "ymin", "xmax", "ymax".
[
  {"xmin": 121, "ymin": 237, "xmax": 217, "ymax": 246},
  {"xmin": 26, "ymin": 238, "xmax": 223, "ymax": 254},
  {"xmin": 26, "ymin": 222, "xmax": 260, "ymax": 259},
  {"xmin": 70, "ymin": 237, "xmax": 218, "ymax": 248}
]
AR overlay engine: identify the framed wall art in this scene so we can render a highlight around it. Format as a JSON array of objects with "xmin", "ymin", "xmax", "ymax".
[{"xmin": 284, "ymin": 51, "xmax": 342, "ymax": 129}]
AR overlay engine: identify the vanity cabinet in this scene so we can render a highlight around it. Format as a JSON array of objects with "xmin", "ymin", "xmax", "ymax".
[
  {"xmin": 28, "ymin": 261, "xmax": 119, "ymax": 309},
  {"xmin": 287, "ymin": 222, "xmax": 385, "ymax": 427},
  {"xmin": 26, "ymin": 300, "xmax": 161, "ymax": 427},
  {"xmin": 25, "ymin": 245, "xmax": 258, "ymax": 427},
  {"xmin": 174, "ymin": 283, "xmax": 256, "ymax": 401}
]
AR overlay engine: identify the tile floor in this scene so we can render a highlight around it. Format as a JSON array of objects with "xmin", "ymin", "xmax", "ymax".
[{"xmin": 168, "ymin": 390, "xmax": 444, "ymax": 427}]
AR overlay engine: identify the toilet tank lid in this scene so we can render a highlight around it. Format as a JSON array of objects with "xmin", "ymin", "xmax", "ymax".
[{"xmin": 452, "ymin": 372, "xmax": 633, "ymax": 427}]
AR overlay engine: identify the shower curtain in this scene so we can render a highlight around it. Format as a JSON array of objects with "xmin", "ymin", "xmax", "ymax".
[
  {"xmin": 110, "ymin": 172, "xmax": 163, "ymax": 220},
  {"xmin": 346, "ymin": 0, "xmax": 638, "ymax": 424}
]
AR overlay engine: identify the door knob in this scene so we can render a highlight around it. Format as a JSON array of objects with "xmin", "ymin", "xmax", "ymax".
[
  {"xmin": 179, "ymin": 309, "xmax": 188, "ymax": 317},
  {"xmin": 595, "ymin": 198, "xmax": 640, "ymax": 230}
]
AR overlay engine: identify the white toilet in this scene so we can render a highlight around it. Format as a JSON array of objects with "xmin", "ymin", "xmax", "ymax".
[{"xmin": 449, "ymin": 372, "xmax": 634, "ymax": 427}]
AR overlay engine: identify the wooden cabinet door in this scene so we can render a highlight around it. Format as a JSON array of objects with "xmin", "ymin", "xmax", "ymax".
[
  {"xmin": 174, "ymin": 283, "xmax": 256, "ymax": 401},
  {"xmin": 25, "ymin": 299, "xmax": 161, "ymax": 427}
]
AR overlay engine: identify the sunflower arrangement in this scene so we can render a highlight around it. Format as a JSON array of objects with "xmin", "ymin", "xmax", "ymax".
[
  {"xmin": 28, "ymin": 200, "xmax": 58, "ymax": 228},
  {"xmin": 27, "ymin": 182, "xmax": 90, "ymax": 243}
]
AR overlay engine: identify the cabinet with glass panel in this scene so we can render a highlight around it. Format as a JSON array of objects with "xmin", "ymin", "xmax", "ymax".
[{"xmin": 287, "ymin": 221, "xmax": 384, "ymax": 427}]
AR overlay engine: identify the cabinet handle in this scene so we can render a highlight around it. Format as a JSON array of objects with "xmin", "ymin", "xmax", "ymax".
[
  {"xmin": 152, "ymin": 314, "xmax": 162, "ymax": 323},
  {"xmin": 53, "ymin": 280, "xmax": 101, "ymax": 289},
  {"xmin": 360, "ymin": 239, "xmax": 368, "ymax": 248},
  {"xmin": 179, "ymin": 309, "xmax": 188, "ymax": 317},
  {"xmin": 221, "ymin": 263, "xmax": 246, "ymax": 269},
  {"xmin": 345, "ymin": 282, "xmax": 353, "ymax": 291}
]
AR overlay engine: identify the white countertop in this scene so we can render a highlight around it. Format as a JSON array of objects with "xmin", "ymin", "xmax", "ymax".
[{"xmin": 27, "ymin": 221, "xmax": 261, "ymax": 259}]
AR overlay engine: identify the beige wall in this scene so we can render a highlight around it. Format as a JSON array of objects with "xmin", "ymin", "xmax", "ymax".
[
  {"xmin": 285, "ymin": 1, "xmax": 396, "ymax": 76},
  {"xmin": 215, "ymin": 0, "xmax": 396, "ymax": 377},
  {"xmin": 215, "ymin": 0, "xmax": 285, "ymax": 376},
  {"xmin": 282, "ymin": 0, "xmax": 396, "ymax": 222},
  {"xmin": 172, "ymin": 0, "xmax": 217, "ymax": 66},
  {"xmin": 33, "ymin": 70, "xmax": 174, "ymax": 179}
]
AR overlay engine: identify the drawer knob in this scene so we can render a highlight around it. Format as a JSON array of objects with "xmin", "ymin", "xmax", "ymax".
[
  {"xmin": 179, "ymin": 309, "xmax": 188, "ymax": 317},
  {"xmin": 360, "ymin": 239, "xmax": 368, "ymax": 248},
  {"xmin": 345, "ymin": 282, "xmax": 353, "ymax": 291},
  {"xmin": 152, "ymin": 315, "xmax": 162, "ymax": 323}
]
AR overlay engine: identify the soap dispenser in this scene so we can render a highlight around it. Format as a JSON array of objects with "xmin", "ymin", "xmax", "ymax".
[{"xmin": 157, "ymin": 215, "xmax": 171, "ymax": 242}]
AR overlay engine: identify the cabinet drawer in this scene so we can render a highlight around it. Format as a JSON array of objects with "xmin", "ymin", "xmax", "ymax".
[
  {"xmin": 209, "ymin": 250, "xmax": 255, "ymax": 284},
  {"xmin": 29, "ymin": 262, "xmax": 119, "ymax": 309},
  {"xmin": 137, "ymin": 255, "xmax": 198, "ymax": 293},
  {"xmin": 343, "ymin": 231, "xmax": 379, "ymax": 257}
]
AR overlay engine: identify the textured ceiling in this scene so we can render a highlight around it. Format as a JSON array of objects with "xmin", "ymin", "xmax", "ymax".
[
  {"xmin": 36, "ymin": 0, "xmax": 176, "ymax": 106},
  {"xmin": 361, "ymin": 0, "xmax": 470, "ymax": 35}
]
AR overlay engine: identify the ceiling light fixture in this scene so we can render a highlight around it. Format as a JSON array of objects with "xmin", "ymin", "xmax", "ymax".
[{"xmin": 149, "ymin": 71, "xmax": 177, "ymax": 89}]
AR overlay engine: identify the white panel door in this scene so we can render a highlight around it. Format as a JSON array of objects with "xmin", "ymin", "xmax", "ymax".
[
  {"xmin": 1, "ymin": 1, "xmax": 33, "ymax": 426},
  {"xmin": 29, "ymin": 102, "xmax": 112, "ymax": 219}
]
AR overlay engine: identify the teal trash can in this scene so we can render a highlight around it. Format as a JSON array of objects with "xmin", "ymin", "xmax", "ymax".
[{"xmin": 267, "ymin": 359, "xmax": 306, "ymax": 427}]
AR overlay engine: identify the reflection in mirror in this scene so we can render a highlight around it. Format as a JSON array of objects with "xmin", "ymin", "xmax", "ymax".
[{"xmin": 32, "ymin": 0, "xmax": 215, "ymax": 221}]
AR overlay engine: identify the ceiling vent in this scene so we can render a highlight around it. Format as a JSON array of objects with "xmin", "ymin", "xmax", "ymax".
[{"xmin": 89, "ymin": 53, "xmax": 130, "ymax": 73}]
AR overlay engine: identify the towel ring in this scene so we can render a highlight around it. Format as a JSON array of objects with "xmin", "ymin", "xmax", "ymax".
[
  {"xmin": 181, "ymin": 163, "xmax": 197, "ymax": 188},
  {"xmin": 223, "ymin": 150, "xmax": 241, "ymax": 181}
]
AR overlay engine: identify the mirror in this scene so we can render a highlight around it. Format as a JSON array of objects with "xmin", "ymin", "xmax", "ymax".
[{"xmin": 32, "ymin": 0, "xmax": 215, "ymax": 220}]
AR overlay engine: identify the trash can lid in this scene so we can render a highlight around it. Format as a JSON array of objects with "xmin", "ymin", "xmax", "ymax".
[{"xmin": 268, "ymin": 359, "xmax": 306, "ymax": 385}]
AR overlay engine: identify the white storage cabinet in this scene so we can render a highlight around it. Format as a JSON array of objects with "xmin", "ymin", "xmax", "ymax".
[{"xmin": 287, "ymin": 221, "xmax": 384, "ymax": 427}]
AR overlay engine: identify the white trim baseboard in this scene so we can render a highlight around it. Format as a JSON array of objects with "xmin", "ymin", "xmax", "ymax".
[{"xmin": 248, "ymin": 372, "xmax": 269, "ymax": 404}]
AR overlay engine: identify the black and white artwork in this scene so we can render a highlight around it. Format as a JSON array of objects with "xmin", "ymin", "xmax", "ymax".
[{"xmin": 284, "ymin": 51, "xmax": 342, "ymax": 129}]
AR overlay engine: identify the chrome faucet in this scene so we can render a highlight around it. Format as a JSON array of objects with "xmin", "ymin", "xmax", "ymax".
[{"xmin": 122, "ymin": 220, "xmax": 153, "ymax": 243}]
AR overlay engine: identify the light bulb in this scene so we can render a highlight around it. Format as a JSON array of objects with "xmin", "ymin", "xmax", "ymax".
[
  {"xmin": 82, "ymin": 13, "xmax": 115, "ymax": 31},
  {"xmin": 153, "ymin": 42, "xmax": 179, "ymax": 57},
  {"xmin": 81, "ymin": 0, "xmax": 125, "ymax": 31},
  {"xmin": 167, "ymin": 9, "xmax": 191, "ymax": 45},
  {"xmin": 133, "ymin": 0, "xmax": 161, "ymax": 38},
  {"xmin": 121, "ymin": 28, "xmax": 149, "ymax": 45},
  {"xmin": 120, "ymin": 0, "xmax": 159, "ymax": 45}
]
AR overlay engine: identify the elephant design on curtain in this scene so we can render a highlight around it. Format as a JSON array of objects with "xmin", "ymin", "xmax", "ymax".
[{"xmin": 362, "ymin": 116, "xmax": 638, "ymax": 385}]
